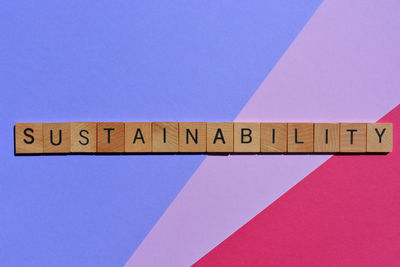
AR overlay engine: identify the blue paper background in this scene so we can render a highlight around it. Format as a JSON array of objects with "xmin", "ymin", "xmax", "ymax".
[{"xmin": 0, "ymin": 1, "xmax": 321, "ymax": 266}]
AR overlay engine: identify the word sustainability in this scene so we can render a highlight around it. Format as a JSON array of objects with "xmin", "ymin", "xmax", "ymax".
[{"xmin": 14, "ymin": 122, "xmax": 393, "ymax": 154}]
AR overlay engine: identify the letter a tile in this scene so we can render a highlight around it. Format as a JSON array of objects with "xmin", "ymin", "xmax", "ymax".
[
  {"xmin": 125, "ymin": 122, "xmax": 152, "ymax": 153},
  {"xmin": 207, "ymin": 123, "xmax": 233, "ymax": 153}
]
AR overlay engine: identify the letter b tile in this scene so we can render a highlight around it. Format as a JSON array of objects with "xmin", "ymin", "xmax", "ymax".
[{"xmin": 234, "ymin": 123, "xmax": 260, "ymax": 152}]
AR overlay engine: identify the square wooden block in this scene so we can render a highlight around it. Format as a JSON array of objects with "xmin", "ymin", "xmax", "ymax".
[
  {"xmin": 179, "ymin": 122, "xmax": 206, "ymax": 153},
  {"xmin": 234, "ymin": 123, "xmax": 260, "ymax": 152},
  {"xmin": 97, "ymin": 122, "xmax": 125, "ymax": 153},
  {"xmin": 70, "ymin": 122, "xmax": 97, "ymax": 153},
  {"xmin": 43, "ymin": 123, "xmax": 71, "ymax": 153},
  {"xmin": 260, "ymin": 123, "xmax": 287, "ymax": 153},
  {"xmin": 152, "ymin": 122, "xmax": 178, "ymax": 152},
  {"xmin": 15, "ymin": 123, "xmax": 43, "ymax": 154},
  {"xmin": 207, "ymin": 123, "xmax": 233, "ymax": 153},
  {"xmin": 314, "ymin": 123, "xmax": 339, "ymax": 153},
  {"xmin": 340, "ymin": 123, "xmax": 366, "ymax": 153},
  {"xmin": 288, "ymin": 123, "xmax": 314, "ymax": 153},
  {"xmin": 367, "ymin": 123, "xmax": 393, "ymax": 153},
  {"xmin": 125, "ymin": 122, "xmax": 152, "ymax": 153}
]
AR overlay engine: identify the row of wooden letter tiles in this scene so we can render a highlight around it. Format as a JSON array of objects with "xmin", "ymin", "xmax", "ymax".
[{"xmin": 14, "ymin": 122, "xmax": 393, "ymax": 154}]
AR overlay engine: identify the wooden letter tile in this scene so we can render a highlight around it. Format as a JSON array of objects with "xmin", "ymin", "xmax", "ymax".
[
  {"xmin": 15, "ymin": 123, "xmax": 43, "ymax": 154},
  {"xmin": 97, "ymin": 122, "xmax": 125, "ymax": 153},
  {"xmin": 340, "ymin": 123, "xmax": 366, "ymax": 153},
  {"xmin": 260, "ymin": 123, "xmax": 287, "ymax": 153},
  {"xmin": 43, "ymin": 123, "xmax": 71, "ymax": 153},
  {"xmin": 125, "ymin": 122, "xmax": 152, "ymax": 153},
  {"xmin": 314, "ymin": 123, "xmax": 339, "ymax": 153},
  {"xmin": 179, "ymin": 122, "xmax": 206, "ymax": 152},
  {"xmin": 367, "ymin": 123, "xmax": 393, "ymax": 153},
  {"xmin": 152, "ymin": 122, "xmax": 178, "ymax": 152},
  {"xmin": 288, "ymin": 123, "xmax": 314, "ymax": 153},
  {"xmin": 207, "ymin": 123, "xmax": 233, "ymax": 153},
  {"xmin": 70, "ymin": 122, "xmax": 97, "ymax": 153},
  {"xmin": 234, "ymin": 123, "xmax": 260, "ymax": 152}
]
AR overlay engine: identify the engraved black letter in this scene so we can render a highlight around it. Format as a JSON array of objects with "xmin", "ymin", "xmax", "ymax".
[
  {"xmin": 23, "ymin": 128, "xmax": 34, "ymax": 144},
  {"xmin": 347, "ymin": 129, "xmax": 357, "ymax": 144},
  {"xmin": 241, "ymin": 128, "xmax": 252, "ymax": 144},
  {"xmin": 79, "ymin": 130, "xmax": 89, "ymax": 145},
  {"xmin": 213, "ymin": 128, "xmax": 225, "ymax": 144},
  {"xmin": 272, "ymin": 128, "xmax": 275, "ymax": 144},
  {"xmin": 325, "ymin": 129, "xmax": 329, "ymax": 144},
  {"xmin": 295, "ymin": 128, "xmax": 304, "ymax": 144},
  {"xmin": 104, "ymin": 128, "xmax": 114, "ymax": 144},
  {"xmin": 50, "ymin": 130, "xmax": 62, "ymax": 146},
  {"xmin": 133, "ymin": 128, "xmax": 145, "ymax": 144},
  {"xmin": 375, "ymin": 128, "xmax": 386, "ymax": 143},
  {"xmin": 186, "ymin": 129, "xmax": 198, "ymax": 144}
]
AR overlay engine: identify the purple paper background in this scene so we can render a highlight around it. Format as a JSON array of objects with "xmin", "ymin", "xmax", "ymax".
[{"xmin": 0, "ymin": 1, "xmax": 322, "ymax": 266}]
